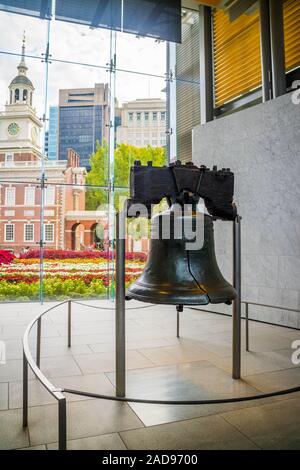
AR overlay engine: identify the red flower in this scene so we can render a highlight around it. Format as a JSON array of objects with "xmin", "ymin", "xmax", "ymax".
[
  {"xmin": 0, "ymin": 250, "xmax": 15, "ymax": 265},
  {"xmin": 19, "ymin": 249, "xmax": 147, "ymax": 262}
]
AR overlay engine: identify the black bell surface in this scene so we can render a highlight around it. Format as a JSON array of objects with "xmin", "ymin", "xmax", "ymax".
[{"xmin": 126, "ymin": 207, "xmax": 236, "ymax": 306}]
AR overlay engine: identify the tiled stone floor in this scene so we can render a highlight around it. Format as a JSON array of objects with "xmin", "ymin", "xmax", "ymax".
[{"xmin": 0, "ymin": 299, "xmax": 300, "ymax": 450}]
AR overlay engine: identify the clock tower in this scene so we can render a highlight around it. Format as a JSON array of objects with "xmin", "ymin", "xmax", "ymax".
[{"xmin": 0, "ymin": 33, "xmax": 43, "ymax": 162}]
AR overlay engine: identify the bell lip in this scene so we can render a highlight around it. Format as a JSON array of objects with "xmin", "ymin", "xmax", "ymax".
[
  {"xmin": 125, "ymin": 287, "xmax": 237, "ymax": 305},
  {"xmin": 125, "ymin": 291, "xmax": 210, "ymax": 305}
]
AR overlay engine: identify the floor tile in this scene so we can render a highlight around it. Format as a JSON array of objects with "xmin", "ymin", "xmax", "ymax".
[
  {"xmin": 9, "ymin": 373, "xmax": 115, "ymax": 409},
  {"xmin": 38, "ymin": 355, "xmax": 82, "ymax": 378},
  {"xmin": 208, "ymin": 350, "xmax": 297, "ymax": 376},
  {"xmin": 1, "ymin": 299, "xmax": 299, "ymax": 451},
  {"xmin": 0, "ymin": 359, "xmax": 26, "ymax": 382},
  {"xmin": 89, "ymin": 338, "xmax": 171, "ymax": 354},
  {"xmin": 244, "ymin": 367, "xmax": 300, "ymax": 392},
  {"xmin": 0, "ymin": 382, "xmax": 8, "ymax": 410},
  {"xmin": 28, "ymin": 399, "xmax": 144, "ymax": 446},
  {"xmin": 47, "ymin": 433, "xmax": 126, "ymax": 450},
  {"xmin": 120, "ymin": 414, "xmax": 259, "ymax": 450},
  {"xmin": 221, "ymin": 397, "xmax": 300, "ymax": 449},
  {"xmin": 107, "ymin": 361, "xmax": 260, "ymax": 426},
  {"xmin": 137, "ymin": 340, "xmax": 223, "ymax": 366},
  {"xmin": 18, "ymin": 445, "xmax": 47, "ymax": 450},
  {"xmin": 0, "ymin": 408, "xmax": 29, "ymax": 450},
  {"xmin": 73, "ymin": 350, "xmax": 154, "ymax": 374}
]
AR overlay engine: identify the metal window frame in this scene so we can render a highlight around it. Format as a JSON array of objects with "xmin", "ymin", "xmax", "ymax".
[
  {"xmin": 24, "ymin": 186, "xmax": 35, "ymax": 206},
  {"xmin": 43, "ymin": 222, "xmax": 54, "ymax": 243},
  {"xmin": 44, "ymin": 186, "xmax": 55, "ymax": 205},
  {"xmin": 4, "ymin": 222, "xmax": 15, "ymax": 242},
  {"xmin": 24, "ymin": 223, "xmax": 34, "ymax": 243},
  {"xmin": 5, "ymin": 186, "xmax": 16, "ymax": 206}
]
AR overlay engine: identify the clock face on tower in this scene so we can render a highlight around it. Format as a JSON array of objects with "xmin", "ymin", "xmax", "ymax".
[{"xmin": 7, "ymin": 122, "xmax": 20, "ymax": 136}]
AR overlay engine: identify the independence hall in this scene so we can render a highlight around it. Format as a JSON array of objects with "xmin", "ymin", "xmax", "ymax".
[{"xmin": 0, "ymin": 39, "xmax": 108, "ymax": 254}]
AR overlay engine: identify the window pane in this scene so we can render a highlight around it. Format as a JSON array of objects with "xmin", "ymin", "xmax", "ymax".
[
  {"xmin": 5, "ymin": 223, "xmax": 14, "ymax": 241},
  {"xmin": 24, "ymin": 186, "xmax": 35, "ymax": 205},
  {"xmin": 44, "ymin": 223, "xmax": 54, "ymax": 242},
  {"xmin": 5, "ymin": 187, "xmax": 15, "ymax": 205},
  {"xmin": 24, "ymin": 223, "xmax": 34, "ymax": 242},
  {"xmin": 44, "ymin": 186, "xmax": 55, "ymax": 205}
]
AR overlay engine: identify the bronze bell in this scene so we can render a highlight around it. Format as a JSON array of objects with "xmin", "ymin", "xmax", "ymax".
[{"xmin": 126, "ymin": 206, "xmax": 236, "ymax": 306}]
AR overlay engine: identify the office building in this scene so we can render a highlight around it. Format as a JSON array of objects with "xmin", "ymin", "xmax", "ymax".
[
  {"xmin": 58, "ymin": 84, "xmax": 109, "ymax": 169},
  {"xmin": 47, "ymin": 106, "xmax": 58, "ymax": 160},
  {"xmin": 116, "ymin": 98, "xmax": 166, "ymax": 148}
]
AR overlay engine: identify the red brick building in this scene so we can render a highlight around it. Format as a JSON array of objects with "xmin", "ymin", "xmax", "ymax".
[
  {"xmin": 0, "ymin": 38, "xmax": 87, "ymax": 254},
  {"xmin": 0, "ymin": 38, "xmax": 148, "ymax": 255}
]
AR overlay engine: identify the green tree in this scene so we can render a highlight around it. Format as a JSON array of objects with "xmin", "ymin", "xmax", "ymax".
[{"xmin": 85, "ymin": 142, "xmax": 166, "ymax": 210}]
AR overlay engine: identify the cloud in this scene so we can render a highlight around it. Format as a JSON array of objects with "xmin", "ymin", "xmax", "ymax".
[{"xmin": 0, "ymin": 11, "xmax": 166, "ymax": 122}]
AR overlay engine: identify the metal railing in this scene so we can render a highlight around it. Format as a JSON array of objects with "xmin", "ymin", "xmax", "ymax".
[
  {"xmin": 244, "ymin": 301, "xmax": 300, "ymax": 352},
  {"xmin": 190, "ymin": 301, "xmax": 300, "ymax": 352},
  {"xmin": 22, "ymin": 299, "xmax": 300, "ymax": 450},
  {"xmin": 22, "ymin": 300, "xmax": 68, "ymax": 449}
]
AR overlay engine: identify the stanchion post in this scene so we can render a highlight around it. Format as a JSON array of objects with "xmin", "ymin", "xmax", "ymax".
[
  {"xmin": 67, "ymin": 300, "xmax": 72, "ymax": 348},
  {"xmin": 23, "ymin": 351, "xmax": 28, "ymax": 428},
  {"xmin": 58, "ymin": 397, "xmax": 67, "ymax": 450},
  {"xmin": 245, "ymin": 302, "xmax": 249, "ymax": 352},
  {"xmin": 115, "ymin": 210, "xmax": 126, "ymax": 398},
  {"xmin": 36, "ymin": 317, "xmax": 41, "ymax": 368},
  {"xmin": 232, "ymin": 215, "xmax": 242, "ymax": 379},
  {"xmin": 176, "ymin": 305, "xmax": 183, "ymax": 338}
]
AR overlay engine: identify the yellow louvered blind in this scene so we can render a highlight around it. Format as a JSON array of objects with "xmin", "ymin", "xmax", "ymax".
[
  {"xmin": 284, "ymin": 0, "xmax": 300, "ymax": 72},
  {"xmin": 213, "ymin": 9, "xmax": 261, "ymax": 107}
]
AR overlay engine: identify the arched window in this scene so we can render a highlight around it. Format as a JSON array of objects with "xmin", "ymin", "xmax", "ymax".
[
  {"xmin": 30, "ymin": 92, "xmax": 32, "ymax": 106},
  {"xmin": 23, "ymin": 89, "xmax": 27, "ymax": 102},
  {"xmin": 15, "ymin": 89, "xmax": 19, "ymax": 102},
  {"xmin": 10, "ymin": 90, "xmax": 12, "ymax": 104}
]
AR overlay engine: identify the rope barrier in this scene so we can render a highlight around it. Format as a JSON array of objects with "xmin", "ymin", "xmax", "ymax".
[{"xmin": 63, "ymin": 386, "xmax": 300, "ymax": 405}]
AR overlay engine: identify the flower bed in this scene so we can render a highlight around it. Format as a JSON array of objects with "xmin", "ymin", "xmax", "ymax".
[
  {"xmin": 19, "ymin": 249, "xmax": 147, "ymax": 262},
  {"xmin": 0, "ymin": 250, "xmax": 15, "ymax": 265},
  {"xmin": 0, "ymin": 254, "xmax": 145, "ymax": 301}
]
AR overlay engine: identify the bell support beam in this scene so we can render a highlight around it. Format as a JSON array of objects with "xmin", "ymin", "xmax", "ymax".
[
  {"xmin": 259, "ymin": 0, "xmax": 272, "ymax": 102},
  {"xmin": 199, "ymin": 5, "xmax": 214, "ymax": 124},
  {"xmin": 269, "ymin": 0, "xmax": 286, "ymax": 98},
  {"xmin": 115, "ymin": 210, "xmax": 126, "ymax": 398},
  {"xmin": 232, "ymin": 215, "xmax": 242, "ymax": 379}
]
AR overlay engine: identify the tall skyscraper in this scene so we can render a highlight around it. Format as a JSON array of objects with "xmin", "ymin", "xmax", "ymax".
[
  {"xmin": 58, "ymin": 84, "xmax": 109, "ymax": 169},
  {"xmin": 47, "ymin": 106, "xmax": 58, "ymax": 160},
  {"xmin": 116, "ymin": 98, "xmax": 166, "ymax": 148}
]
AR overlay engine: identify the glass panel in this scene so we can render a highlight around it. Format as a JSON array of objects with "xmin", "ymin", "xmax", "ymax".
[
  {"xmin": 0, "ymin": 181, "xmax": 42, "ymax": 301},
  {"xmin": 39, "ymin": 183, "xmax": 109, "ymax": 301},
  {"xmin": 0, "ymin": 9, "xmax": 50, "ymax": 303},
  {"xmin": 122, "ymin": 0, "xmax": 181, "ymax": 43},
  {"xmin": 55, "ymin": 0, "xmax": 182, "ymax": 43},
  {"xmin": 114, "ymin": 31, "xmax": 168, "ymax": 281},
  {"xmin": 0, "ymin": 5, "xmax": 190, "ymax": 304},
  {"xmin": 46, "ymin": 19, "xmax": 111, "ymax": 171},
  {"xmin": 173, "ymin": 8, "xmax": 200, "ymax": 163},
  {"xmin": 0, "ymin": 0, "xmax": 52, "ymax": 19},
  {"xmin": 115, "ymin": 28, "xmax": 166, "ymax": 77}
]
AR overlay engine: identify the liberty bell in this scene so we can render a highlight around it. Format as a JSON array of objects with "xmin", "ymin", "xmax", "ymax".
[{"xmin": 125, "ymin": 161, "xmax": 237, "ymax": 306}]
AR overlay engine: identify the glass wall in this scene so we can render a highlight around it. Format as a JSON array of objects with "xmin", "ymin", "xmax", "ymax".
[{"xmin": 0, "ymin": 2, "xmax": 197, "ymax": 303}]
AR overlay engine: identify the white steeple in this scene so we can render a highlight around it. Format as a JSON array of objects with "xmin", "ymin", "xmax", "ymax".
[{"xmin": 8, "ymin": 32, "xmax": 34, "ymax": 107}]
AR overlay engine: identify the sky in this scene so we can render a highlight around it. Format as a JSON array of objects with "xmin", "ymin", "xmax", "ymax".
[{"xmin": 0, "ymin": 10, "xmax": 167, "ymax": 121}]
